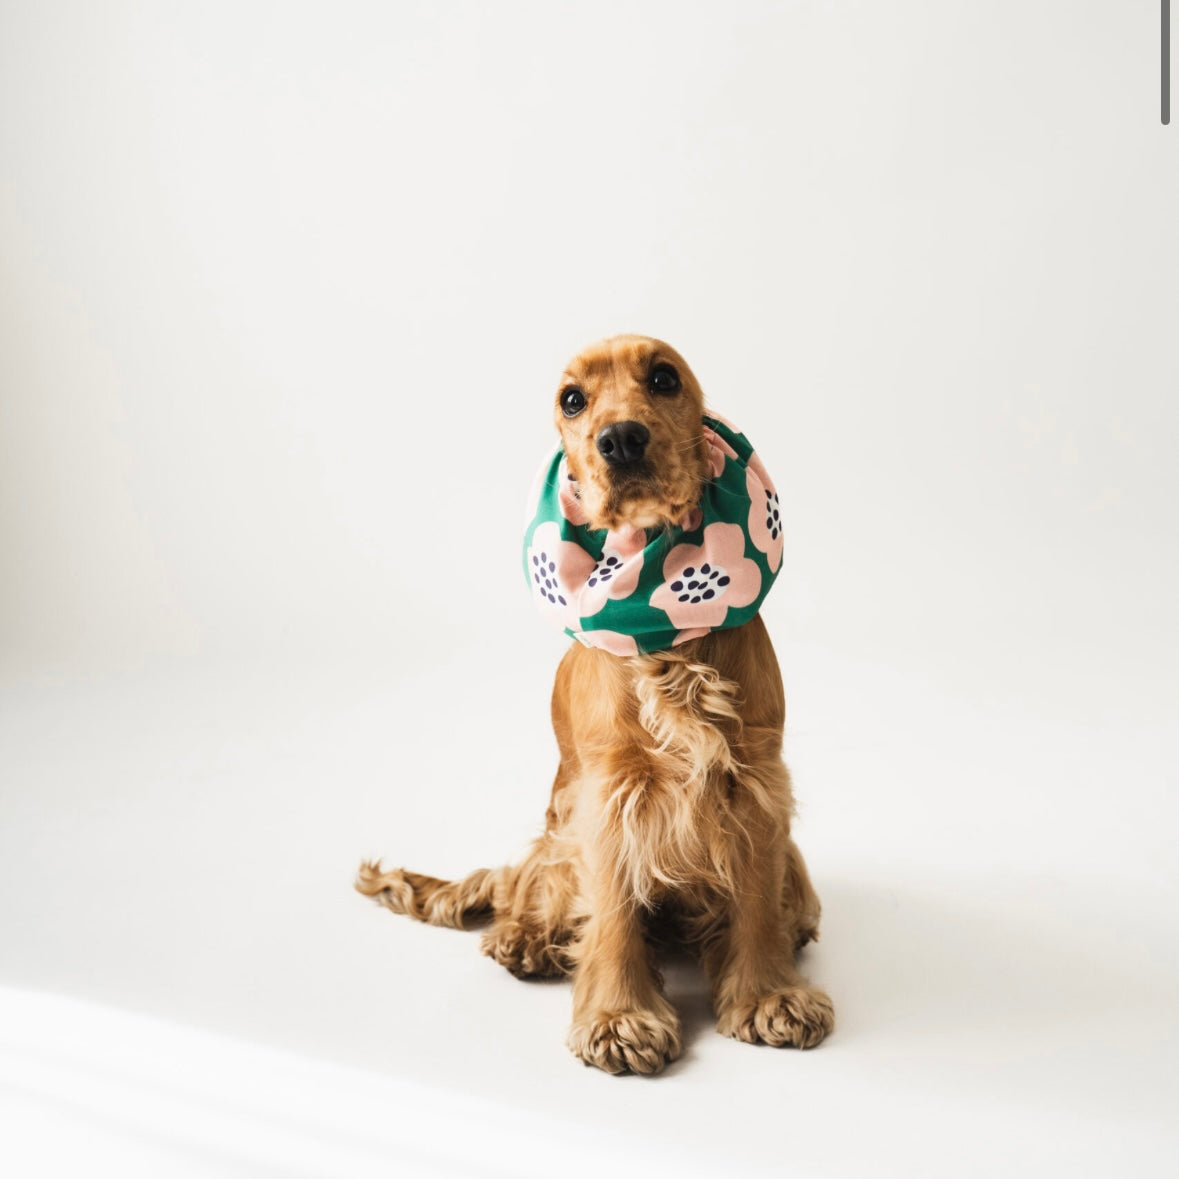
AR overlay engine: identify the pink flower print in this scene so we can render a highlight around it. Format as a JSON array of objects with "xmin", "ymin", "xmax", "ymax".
[
  {"xmin": 650, "ymin": 522, "xmax": 761, "ymax": 630},
  {"xmin": 745, "ymin": 451, "xmax": 783, "ymax": 573},
  {"xmin": 526, "ymin": 521, "xmax": 595, "ymax": 630},
  {"xmin": 574, "ymin": 630, "xmax": 639, "ymax": 656},
  {"xmin": 603, "ymin": 523, "xmax": 646, "ymax": 562},
  {"xmin": 527, "ymin": 521, "xmax": 645, "ymax": 628},
  {"xmin": 702, "ymin": 425, "xmax": 739, "ymax": 479},
  {"xmin": 580, "ymin": 524, "xmax": 645, "ymax": 613},
  {"xmin": 557, "ymin": 455, "xmax": 590, "ymax": 526}
]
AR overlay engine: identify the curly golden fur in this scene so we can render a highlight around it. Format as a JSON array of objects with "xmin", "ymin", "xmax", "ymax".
[{"xmin": 357, "ymin": 335, "xmax": 833, "ymax": 1074}]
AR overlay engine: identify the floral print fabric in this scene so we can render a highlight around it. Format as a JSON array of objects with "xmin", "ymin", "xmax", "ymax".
[{"xmin": 523, "ymin": 415, "xmax": 782, "ymax": 656}]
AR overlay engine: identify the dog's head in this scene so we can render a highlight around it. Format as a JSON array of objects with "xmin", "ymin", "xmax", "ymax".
[{"xmin": 554, "ymin": 335, "xmax": 707, "ymax": 532}]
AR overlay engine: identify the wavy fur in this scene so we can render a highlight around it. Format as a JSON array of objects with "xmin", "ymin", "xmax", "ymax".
[{"xmin": 357, "ymin": 335, "xmax": 833, "ymax": 1073}]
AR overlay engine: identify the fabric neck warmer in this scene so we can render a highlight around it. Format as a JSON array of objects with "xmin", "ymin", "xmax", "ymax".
[{"xmin": 523, "ymin": 413, "xmax": 782, "ymax": 656}]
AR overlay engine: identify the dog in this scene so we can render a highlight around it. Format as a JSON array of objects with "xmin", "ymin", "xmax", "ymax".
[{"xmin": 357, "ymin": 334, "xmax": 833, "ymax": 1074}]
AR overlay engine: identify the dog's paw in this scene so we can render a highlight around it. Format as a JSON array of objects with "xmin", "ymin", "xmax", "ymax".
[
  {"xmin": 480, "ymin": 921, "xmax": 570, "ymax": 979},
  {"xmin": 718, "ymin": 986, "xmax": 834, "ymax": 1049},
  {"xmin": 567, "ymin": 1010, "xmax": 683, "ymax": 1075}
]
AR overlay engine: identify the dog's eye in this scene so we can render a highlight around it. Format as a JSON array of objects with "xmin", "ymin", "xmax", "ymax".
[
  {"xmin": 649, "ymin": 364, "xmax": 681, "ymax": 395},
  {"xmin": 560, "ymin": 387, "xmax": 587, "ymax": 417}
]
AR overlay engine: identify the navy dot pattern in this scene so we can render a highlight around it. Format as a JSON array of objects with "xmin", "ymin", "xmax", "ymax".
[
  {"xmin": 530, "ymin": 549, "xmax": 567, "ymax": 607},
  {"xmin": 668, "ymin": 561, "xmax": 730, "ymax": 605},
  {"xmin": 764, "ymin": 489, "xmax": 781, "ymax": 541},
  {"xmin": 587, "ymin": 552, "xmax": 622, "ymax": 589}
]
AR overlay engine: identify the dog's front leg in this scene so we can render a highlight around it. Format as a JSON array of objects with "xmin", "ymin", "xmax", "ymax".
[
  {"xmin": 709, "ymin": 828, "xmax": 835, "ymax": 1049},
  {"xmin": 566, "ymin": 840, "xmax": 682, "ymax": 1075}
]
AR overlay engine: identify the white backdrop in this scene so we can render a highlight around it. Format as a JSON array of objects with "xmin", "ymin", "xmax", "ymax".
[{"xmin": 2, "ymin": 3, "xmax": 1177, "ymax": 1177}]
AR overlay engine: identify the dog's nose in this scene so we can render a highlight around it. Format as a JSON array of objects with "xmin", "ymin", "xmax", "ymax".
[{"xmin": 596, "ymin": 421, "xmax": 650, "ymax": 467}]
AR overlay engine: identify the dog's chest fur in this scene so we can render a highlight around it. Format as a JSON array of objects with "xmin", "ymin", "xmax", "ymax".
[{"xmin": 559, "ymin": 635, "xmax": 787, "ymax": 909}]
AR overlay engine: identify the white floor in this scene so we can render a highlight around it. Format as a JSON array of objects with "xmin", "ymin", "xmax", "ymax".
[{"xmin": 3, "ymin": 630, "xmax": 1176, "ymax": 1179}]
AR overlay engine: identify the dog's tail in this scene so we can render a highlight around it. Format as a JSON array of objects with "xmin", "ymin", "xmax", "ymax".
[{"xmin": 355, "ymin": 860, "xmax": 507, "ymax": 928}]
